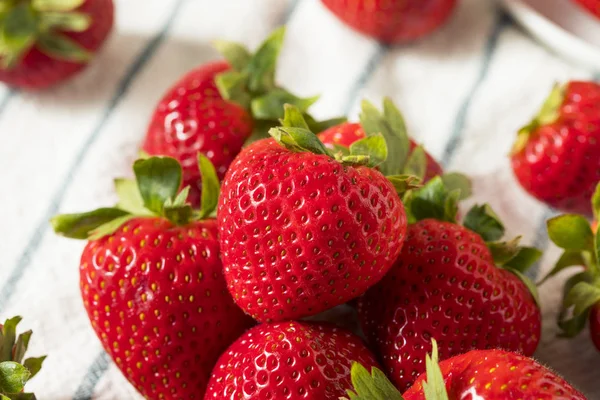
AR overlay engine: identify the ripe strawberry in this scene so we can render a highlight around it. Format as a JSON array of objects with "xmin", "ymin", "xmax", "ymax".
[
  {"xmin": 218, "ymin": 105, "xmax": 411, "ymax": 322},
  {"xmin": 573, "ymin": 0, "xmax": 600, "ymax": 18},
  {"xmin": 0, "ymin": 0, "xmax": 114, "ymax": 89},
  {"xmin": 205, "ymin": 321, "xmax": 380, "ymax": 400},
  {"xmin": 357, "ymin": 178, "xmax": 542, "ymax": 390},
  {"xmin": 51, "ymin": 155, "xmax": 253, "ymax": 399},
  {"xmin": 0, "ymin": 316, "xmax": 45, "ymax": 399},
  {"xmin": 344, "ymin": 340, "xmax": 586, "ymax": 400},
  {"xmin": 143, "ymin": 28, "xmax": 341, "ymax": 208},
  {"xmin": 322, "ymin": 0, "xmax": 457, "ymax": 43},
  {"xmin": 511, "ymin": 81, "xmax": 600, "ymax": 216},
  {"xmin": 318, "ymin": 98, "xmax": 444, "ymax": 183},
  {"xmin": 540, "ymin": 183, "xmax": 600, "ymax": 352}
]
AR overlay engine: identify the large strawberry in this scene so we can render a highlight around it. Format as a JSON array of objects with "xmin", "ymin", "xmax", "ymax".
[
  {"xmin": 205, "ymin": 321, "xmax": 380, "ymax": 400},
  {"xmin": 540, "ymin": 183, "xmax": 600, "ymax": 351},
  {"xmin": 319, "ymin": 98, "xmax": 448, "ymax": 184},
  {"xmin": 321, "ymin": 0, "xmax": 457, "ymax": 43},
  {"xmin": 51, "ymin": 155, "xmax": 253, "ymax": 399},
  {"xmin": 0, "ymin": 316, "xmax": 46, "ymax": 399},
  {"xmin": 218, "ymin": 104, "xmax": 412, "ymax": 323},
  {"xmin": 0, "ymin": 0, "xmax": 114, "ymax": 89},
  {"xmin": 357, "ymin": 178, "xmax": 542, "ymax": 390},
  {"xmin": 143, "ymin": 27, "xmax": 343, "ymax": 208},
  {"xmin": 573, "ymin": 0, "xmax": 600, "ymax": 18},
  {"xmin": 343, "ymin": 339, "xmax": 586, "ymax": 400},
  {"xmin": 511, "ymin": 81, "xmax": 600, "ymax": 217}
]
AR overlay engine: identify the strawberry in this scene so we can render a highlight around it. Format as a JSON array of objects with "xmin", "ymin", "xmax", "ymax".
[
  {"xmin": 51, "ymin": 155, "xmax": 253, "ymax": 399},
  {"xmin": 539, "ymin": 183, "xmax": 600, "ymax": 352},
  {"xmin": 573, "ymin": 0, "xmax": 600, "ymax": 18},
  {"xmin": 344, "ymin": 339, "xmax": 587, "ymax": 400},
  {"xmin": 205, "ymin": 321, "xmax": 380, "ymax": 400},
  {"xmin": 0, "ymin": 316, "xmax": 45, "ymax": 399},
  {"xmin": 511, "ymin": 81, "xmax": 600, "ymax": 216},
  {"xmin": 0, "ymin": 0, "xmax": 114, "ymax": 90},
  {"xmin": 318, "ymin": 98, "xmax": 445, "ymax": 183},
  {"xmin": 357, "ymin": 178, "xmax": 542, "ymax": 390},
  {"xmin": 143, "ymin": 27, "xmax": 343, "ymax": 208},
  {"xmin": 321, "ymin": 0, "xmax": 457, "ymax": 43},
  {"xmin": 218, "ymin": 104, "xmax": 412, "ymax": 323}
]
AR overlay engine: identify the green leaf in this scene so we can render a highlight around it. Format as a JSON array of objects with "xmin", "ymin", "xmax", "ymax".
[
  {"xmin": 22, "ymin": 357, "xmax": 45, "ymax": 379},
  {"xmin": 212, "ymin": 40, "xmax": 251, "ymax": 71},
  {"xmin": 11, "ymin": 331, "xmax": 31, "ymax": 364},
  {"xmin": 2, "ymin": 3, "xmax": 36, "ymax": 53},
  {"xmin": 50, "ymin": 208, "xmax": 130, "ymax": 240},
  {"xmin": 341, "ymin": 363, "xmax": 403, "ymax": 400},
  {"xmin": 88, "ymin": 215, "xmax": 137, "ymax": 241},
  {"xmin": 592, "ymin": 183, "xmax": 600, "ymax": 221},
  {"xmin": 557, "ymin": 271, "xmax": 594, "ymax": 337},
  {"xmin": 565, "ymin": 281, "xmax": 600, "ymax": 316},
  {"xmin": 166, "ymin": 186, "xmax": 190, "ymax": 208},
  {"xmin": 443, "ymin": 189, "xmax": 461, "ymax": 226},
  {"xmin": 440, "ymin": 173, "xmax": 472, "ymax": 200},
  {"xmin": 386, "ymin": 175, "xmax": 422, "ymax": 197},
  {"xmin": 303, "ymin": 114, "xmax": 347, "ymax": 133},
  {"xmin": 280, "ymin": 103, "xmax": 310, "ymax": 130},
  {"xmin": 547, "ymin": 215, "xmax": 594, "ymax": 251},
  {"xmin": 133, "ymin": 157, "xmax": 182, "ymax": 215},
  {"xmin": 246, "ymin": 26, "xmax": 285, "ymax": 93},
  {"xmin": 0, "ymin": 362, "xmax": 29, "ymax": 394},
  {"xmin": 269, "ymin": 127, "xmax": 330, "ymax": 156},
  {"xmin": 487, "ymin": 237, "xmax": 522, "ymax": 265},
  {"xmin": 539, "ymin": 250, "xmax": 587, "ymax": 285},
  {"xmin": 37, "ymin": 32, "xmax": 91, "ymax": 62},
  {"xmin": 39, "ymin": 11, "xmax": 91, "ymax": 32},
  {"xmin": 198, "ymin": 153, "xmax": 220, "ymax": 219},
  {"xmin": 506, "ymin": 268, "xmax": 541, "ymax": 308},
  {"xmin": 32, "ymin": 0, "xmax": 85, "ymax": 12},
  {"xmin": 8, "ymin": 392, "xmax": 37, "ymax": 400},
  {"xmin": 422, "ymin": 339, "xmax": 449, "ymax": 400},
  {"xmin": 114, "ymin": 179, "xmax": 147, "ymax": 215},
  {"xmin": 504, "ymin": 246, "xmax": 543, "ymax": 273},
  {"xmin": 359, "ymin": 98, "xmax": 410, "ymax": 176},
  {"xmin": 404, "ymin": 146, "xmax": 427, "ymax": 180},
  {"xmin": 463, "ymin": 204, "xmax": 505, "ymax": 242},
  {"xmin": 410, "ymin": 177, "xmax": 456, "ymax": 223},
  {"xmin": 331, "ymin": 144, "xmax": 350, "ymax": 157},
  {"xmin": 251, "ymin": 90, "xmax": 318, "ymax": 120},
  {"xmin": 348, "ymin": 134, "xmax": 388, "ymax": 168},
  {"xmin": 214, "ymin": 70, "xmax": 251, "ymax": 109}
]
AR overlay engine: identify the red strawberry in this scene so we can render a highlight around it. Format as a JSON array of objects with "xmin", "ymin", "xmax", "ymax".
[
  {"xmin": 218, "ymin": 105, "xmax": 410, "ymax": 322},
  {"xmin": 0, "ymin": 316, "xmax": 46, "ymax": 399},
  {"xmin": 511, "ymin": 81, "xmax": 600, "ymax": 217},
  {"xmin": 205, "ymin": 321, "xmax": 380, "ymax": 400},
  {"xmin": 540, "ymin": 183, "xmax": 600, "ymax": 352},
  {"xmin": 51, "ymin": 155, "xmax": 253, "ymax": 399},
  {"xmin": 573, "ymin": 0, "xmax": 600, "ymax": 18},
  {"xmin": 344, "ymin": 340, "xmax": 586, "ymax": 400},
  {"xmin": 0, "ymin": 0, "xmax": 114, "ymax": 89},
  {"xmin": 318, "ymin": 99, "xmax": 444, "ymax": 183},
  {"xmin": 357, "ymin": 178, "xmax": 542, "ymax": 390},
  {"xmin": 322, "ymin": 0, "xmax": 457, "ymax": 43},
  {"xmin": 143, "ymin": 28, "xmax": 339, "ymax": 208}
]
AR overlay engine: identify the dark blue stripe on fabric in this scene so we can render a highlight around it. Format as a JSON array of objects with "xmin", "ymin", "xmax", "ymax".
[
  {"xmin": 442, "ymin": 13, "xmax": 510, "ymax": 166},
  {"xmin": 344, "ymin": 44, "xmax": 389, "ymax": 114},
  {"xmin": 283, "ymin": 0, "xmax": 301, "ymax": 23},
  {"xmin": 527, "ymin": 208, "xmax": 557, "ymax": 279},
  {"xmin": 0, "ymin": 89, "xmax": 16, "ymax": 117}
]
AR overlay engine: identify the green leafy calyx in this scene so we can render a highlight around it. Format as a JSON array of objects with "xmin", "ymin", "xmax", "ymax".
[
  {"xmin": 0, "ymin": 316, "xmax": 45, "ymax": 398},
  {"xmin": 51, "ymin": 155, "xmax": 221, "ymax": 240},
  {"xmin": 0, "ymin": 0, "xmax": 92, "ymax": 69}
]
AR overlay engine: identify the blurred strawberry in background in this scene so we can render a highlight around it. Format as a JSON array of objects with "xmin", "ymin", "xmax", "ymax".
[
  {"xmin": 573, "ymin": 0, "xmax": 600, "ymax": 19},
  {"xmin": 321, "ymin": 0, "xmax": 457, "ymax": 43},
  {"xmin": 0, "ymin": 0, "xmax": 114, "ymax": 89}
]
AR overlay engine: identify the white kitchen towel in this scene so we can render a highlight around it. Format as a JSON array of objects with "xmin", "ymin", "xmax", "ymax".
[{"xmin": 0, "ymin": 0, "xmax": 598, "ymax": 398}]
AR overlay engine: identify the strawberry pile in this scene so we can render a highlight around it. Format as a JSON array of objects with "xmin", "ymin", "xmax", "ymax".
[{"xmin": 45, "ymin": 26, "xmax": 597, "ymax": 400}]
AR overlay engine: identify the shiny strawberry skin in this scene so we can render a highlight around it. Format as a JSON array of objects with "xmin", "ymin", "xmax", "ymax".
[
  {"xmin": 204, "ymin": 321, "xmax": 380, "ymax": 399},
  {"xmin": 589, "ymin": 304, "xmax": 600, "ymax": 352},
  {"xmin": 143, "ymin": 61, "xmax": 254, "ymax": 207},
  {"xmin": 358, "ymin": 219, "xmax": 541, "ymax": 391},
  {"xmin": 321, "ymin": 0, "xmax": 457, "ymax": 43},
  {"xmin": 403, "ymin": 349, "xmax": 586, "ymax": 400},
  {"xmin": 0, "ymin": 0, "xmax": 114, "ymax": 89},
  {"xmin": 218, "ymin": 138, "xmax": 407, "ymax": 322},
  {"xmin": 511, "ymin": 81, "xmax": 600, "ymax": 216},
  {"xmin": 80, "ymin": 217, "xmax": 253, "ymax": 399},
  {"xmin": 574, "ymin": 0, "xmax": 600, "ymax": 18},
  {"xmin": 318, "ymin": 122, "xmax": 443, "ymax": 182}
]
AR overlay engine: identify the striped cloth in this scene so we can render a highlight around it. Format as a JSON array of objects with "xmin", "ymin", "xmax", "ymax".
[{"xmin": 1, "ymin": 0, "xmax": 598, "ymax": 398}]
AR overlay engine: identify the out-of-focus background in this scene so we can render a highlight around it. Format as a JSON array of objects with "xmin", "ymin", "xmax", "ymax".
[{"xmin": 0, "ymin": 0, "xmax": 598, "ymax": 398}]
